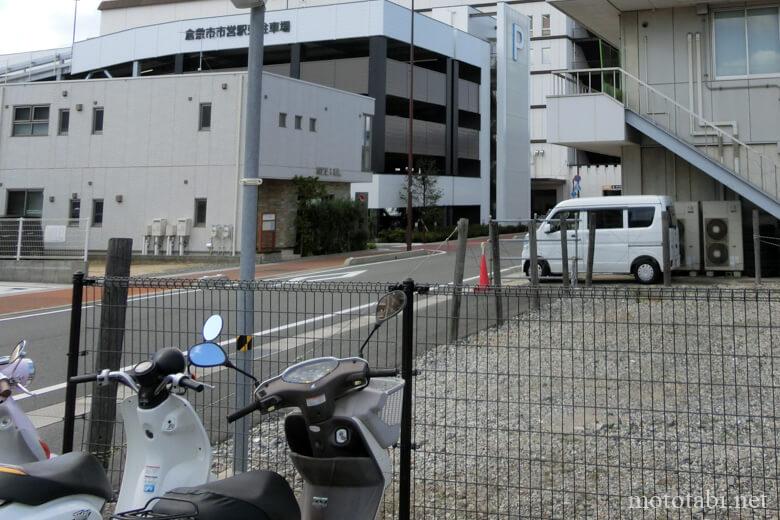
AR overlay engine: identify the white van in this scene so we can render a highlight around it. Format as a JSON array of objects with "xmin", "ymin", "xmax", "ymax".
[{"xmin": 521, "ymin": 195, "xmax": 680, "ymax": 284}]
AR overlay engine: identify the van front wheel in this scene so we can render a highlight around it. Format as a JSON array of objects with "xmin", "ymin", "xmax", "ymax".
[{"xmin": 633, "ymin": 258, "xmax": 660, "ymax": 284}]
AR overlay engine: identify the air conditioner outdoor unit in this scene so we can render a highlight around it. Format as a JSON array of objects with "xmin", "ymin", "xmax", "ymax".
[
  {"xmin": 701, "ymin": 201, "xmax": 743, "ymax": 272},
  {"xmin": 151, "ymin": 218, "xmax": 168, "ymax": 237},
  {"xmin": 177, "ymin": 218, "xmax": 192, "ymax": 237},
  {"xmin": 674, "ymin": 201, "xmax": 701, "ymax": 272}
]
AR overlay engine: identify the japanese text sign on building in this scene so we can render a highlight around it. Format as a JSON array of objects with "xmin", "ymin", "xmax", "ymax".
[{"xmin": 185, "ymin": 21, "xmax": 291, "ymax": 40}]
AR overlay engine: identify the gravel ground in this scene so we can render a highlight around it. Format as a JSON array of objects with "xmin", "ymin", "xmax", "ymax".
[{"xmin": 108, "ymin": 285, "xmax": 780, "ymax": 519}]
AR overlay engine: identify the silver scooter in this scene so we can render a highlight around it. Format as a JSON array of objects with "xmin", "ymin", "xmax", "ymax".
[
  {"xmin": 0, "ymin": 340, "xmax": 52, "ymax": 465},
  {"xmin": 139, "ymin": 290, "xmax": 407, "ymax": 520}
]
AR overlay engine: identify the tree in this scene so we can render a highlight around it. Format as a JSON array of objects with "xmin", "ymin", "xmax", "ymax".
[{"xmin": 398, "ymin": 158, "xmax": 443, "ymax": 231}]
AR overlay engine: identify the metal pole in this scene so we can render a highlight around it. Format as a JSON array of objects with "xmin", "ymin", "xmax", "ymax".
[
  {"xmin": 234, "ymin": 4, "xmax": 265, "ymax": 474},
  {"xmin": 528, "ymin": 219, "xmax": 538, "ymax": 286},
  {"xmin": 15, "ymin": 217, "xmax": 23, "ymax": 261},
  {"xmin": 449, "ymin": 218, "xmax": 468, "ymax": 342},
  {"xmin": 71, "ymin": 0, "xmax": 79, "ymax": 48},
  {"xmin": 585, "ymin": 213, "xmax": 595, "ymax": 286},
  {"xmin": 559, "ymin": 217, "xmax": 569, "ymax": 289},
  {"xmin": 62, "ymin": 271, "xmax": 85, "ymax": 453},
  {"xmin": 661, "ymin": 210, "xmax": 671, "ymax": 286},
  {"xmin": 405, "ymin": 0, "xmax": 415, "ymax": 252},
  {"xmin": 753, "ymin": 209, "xmax": 761, "ymax": 284},
  {"xmin": 83, "ymin": 217, "xmax": 91, "ymax": 264},
  {"xmin": 398, "ymin": 278, "xmax": 416, "ymax": 520}
]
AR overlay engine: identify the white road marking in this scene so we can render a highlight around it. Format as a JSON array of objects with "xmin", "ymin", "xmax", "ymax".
[{"xmin": 287, "ymin": 270, "xmax": 366, "ymax": 282}]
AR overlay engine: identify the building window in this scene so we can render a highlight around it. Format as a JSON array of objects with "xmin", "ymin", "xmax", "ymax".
[
  {"xmin": 92, "ymin": 199, "xmax": 104, "ymax": 227},
  {"xmin": 309, "ymin": 117, "xmax": 317, "ymax": 132},
  {"xmin": 199, "ymin": 103, "xmax": 212, "ymax": 131},
  {"xmin": 529, "ymin": 16, "xmax": 534, "ymax": 37},
  {"xmin": 12, "ymin": 105, "xmax": 49, "ymax": 136},
  {"xmin": 6, "ymin": 190, "xmax": 43, "ymax": 217},
  {"xmin": 194, "ymin": 198, "xmax": 207, "ymax": 227},
  {"xmin": 92, "ymin": 107, "xmax": 104, "ymax": 134},
  {"xmin": 294, "ymin": 115, "xmax": 302, "ymax": 130},
  {"xmin": 715, "ymin": 7, "xmax": 780, "ymax": 77},
  {"xmin": 541, "ymin": 47, "xmax": 551, "ymax": 65},
  {"xmin": 278, "ymin": 112, "xmax": 287, "ymax": 127},
  {"xmin": 68, "ymin": 198, "xmax": 81, "ymax": 226},
  {"xmin": 58, "ymin": 109, "xmax": 70, "ymax": 136},
  {"xmin": 361, "ymin": 114, "xmax": 372, "ymax": 172},
  {"xmin": 541, "ymin": 14, "xmax": 551, "ymax": 36}
]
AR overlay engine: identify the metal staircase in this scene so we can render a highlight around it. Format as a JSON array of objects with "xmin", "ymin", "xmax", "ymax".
[{"xmin": 552, "ymin": 67, "xmax": 780, "ymax": 219}]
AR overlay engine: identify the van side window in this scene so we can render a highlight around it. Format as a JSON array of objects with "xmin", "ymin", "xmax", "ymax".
[
  {"xmin": 590, "ymin": 209, "xmax": 623, "ymax": 229},
  {"xmin": 628, "ymin": 207, "xmax": 655, "ymax": 228},
  {"xmin": 546, "ymin": 210, "xmax": 579, "ymax": 233}
]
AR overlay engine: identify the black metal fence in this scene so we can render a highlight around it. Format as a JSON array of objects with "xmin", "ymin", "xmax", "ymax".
[{"xmin": 64, "ymin": 276, "xmax": 780, "ymax": 519}]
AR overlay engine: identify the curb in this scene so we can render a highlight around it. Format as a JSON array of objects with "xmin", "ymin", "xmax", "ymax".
[{"xmin": 343, "ymin": 249, "xmax": 430, "ymax": 266}]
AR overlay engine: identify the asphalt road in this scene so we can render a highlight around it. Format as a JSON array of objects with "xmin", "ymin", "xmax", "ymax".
[{"xmin": 0, "ymin": 241, "xmax": 526, "ymax": 458}]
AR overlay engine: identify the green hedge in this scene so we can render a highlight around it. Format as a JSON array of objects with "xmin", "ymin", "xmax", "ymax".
[
  {"xmin": 376, "ymin": 223, "xmax": 526, "ymax": 243},
  {"xmin": 296, "ymin": 198, "xmax": 369, "ymax": 257}
]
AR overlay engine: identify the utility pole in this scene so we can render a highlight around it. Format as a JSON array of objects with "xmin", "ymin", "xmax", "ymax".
[
  {"xmin": 230, "ymin": 0, "xmax": 266, "ymax": 474},
  {"xmin": 405, "ymin": 0, "xmax": 415, "ymax": 252},
  {"xmin": 72, "ymin": 0, "xmax": 79, "ymax": 48}
]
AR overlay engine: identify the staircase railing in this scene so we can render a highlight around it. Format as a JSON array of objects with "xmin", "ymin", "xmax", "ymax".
[
  {"xmin": 0, "ymin": 50, "xmax": 71, "ymax": 83},
  {"xmin": 551, "ymin": 67, "xmax": 780, "ymax": 201}
]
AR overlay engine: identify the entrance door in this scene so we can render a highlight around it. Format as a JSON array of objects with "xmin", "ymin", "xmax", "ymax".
[{"xmin": 258, "ymin": 213, "xmax": 276, "ymax": 252}]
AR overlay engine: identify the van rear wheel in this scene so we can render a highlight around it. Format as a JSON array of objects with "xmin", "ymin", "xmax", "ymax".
[
  {"xmin": 524, "ymin": 260, "xmax": 551, "ymax": 279},
  {"xmin": 633, "ymin": 258, "xmax": 660, "ymax": 284}
]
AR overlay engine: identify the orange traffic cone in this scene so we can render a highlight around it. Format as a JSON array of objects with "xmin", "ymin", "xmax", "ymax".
[{"xmin": 476, "ymin": 242, "xmax": 490, "ymax": 293}]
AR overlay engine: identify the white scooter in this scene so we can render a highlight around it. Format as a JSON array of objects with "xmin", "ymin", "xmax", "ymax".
[
  {"xmin": 129, "ymin": 290, "xmax": 407, "ymax": 520},
  {"xmin": 0, "ymin": 320, "xmax": 222, "ymax": 519},
  {"xmin": 0, "ymin": 340, "xmax": 52, "ymax": 465}
]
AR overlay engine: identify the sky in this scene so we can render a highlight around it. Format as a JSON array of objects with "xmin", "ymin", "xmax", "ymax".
[{"xmin": 0, "ymin": 0, "xmax": 102, "ymax": 55}]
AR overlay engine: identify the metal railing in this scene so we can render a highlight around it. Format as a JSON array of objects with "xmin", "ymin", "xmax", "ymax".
[
  {"xmin": 0, "ymin": 217, "xmax": 90, "ymax": 260},
  {"xmin": 53, "ymin": 275, "xmax": 780, "ymax": 517},
  {"xmin": 551, "ymin": 67, "xmax": 780, "ymax": 201}
]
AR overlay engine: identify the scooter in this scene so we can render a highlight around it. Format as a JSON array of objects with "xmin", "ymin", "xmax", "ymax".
[
  {"xmin": 137, "ymin": 290, "xmax": 407, "ymax": 520},
  {"xmin": 0, "ymin": 319, "xmax": 221, "ymax": 519},
  {"xmin": 0, "ymin": 340, "xmax": 52, "ymax": 465}
]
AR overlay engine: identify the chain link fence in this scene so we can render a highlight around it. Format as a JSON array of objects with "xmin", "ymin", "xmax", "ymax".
[{"xmin": 64, "ymin": 277, "xmax": 780, "ymax": 518}]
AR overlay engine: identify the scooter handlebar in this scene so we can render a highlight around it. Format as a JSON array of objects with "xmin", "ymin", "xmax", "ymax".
[
  {"xmin": 0, "ymin": 378, "xmax": 11, "ymax": 399},
  {"xmin": 179, "ymin": 377, "xmax": 205, "ymax": 393},
  {"xmin": 227, "ymin": 399, "xmax": 264, "ymax": 423},
  {"xmin": 368, "ymin": 368, "xmax": 399, "ymax": 378},
  {"xmin": 69, "ymin": 373, "xmax": 98, "ymax": 384}
]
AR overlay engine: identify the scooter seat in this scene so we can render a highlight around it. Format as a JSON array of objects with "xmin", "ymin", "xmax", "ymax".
[
  {"xmin": 0, "ymin": 451, "xmax": 113, "ymax": 506},
  {"xmin": 152, "ymin": 469, "xmax": 300, "ymax": 520}
]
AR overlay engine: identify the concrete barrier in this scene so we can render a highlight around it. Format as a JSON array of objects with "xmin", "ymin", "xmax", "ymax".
[
  {"xmin": 0, "ymin": 259, "xmax": 86, "ymax": 284},
  {"xmin": 344, "ymin": 249, "xmax": 430, "ymax": 266}
]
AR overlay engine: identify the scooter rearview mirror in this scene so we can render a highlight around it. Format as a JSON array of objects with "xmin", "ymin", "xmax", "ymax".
[
  {"xmin": 202, "ymin": 315, "xmax": 223, "ymax": 342},
  {"xmin": 188, "ymin": 341, "xmax": 228, "ymax": 368},
  {"xmin": 10, "ymin": 340, "xmax": 26, "ymax": 363},
  {"xmin": 375, "ymin": 291, "xmax": 406, "ymax": 324}
]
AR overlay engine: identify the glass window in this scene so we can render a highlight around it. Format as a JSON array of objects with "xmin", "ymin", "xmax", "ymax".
[
  {"xmin": 541, "ymin": 47, "xmax": 551, "ymax": 65},
  {"xmin": 541, "ymin": 14, "xmax": 551, "ymax": 36},
  {"xmin": 529, "ymin": 16, "xmax": 534, "ymax": 37},
  {"xmin": 361, "ymin": 114, "xmax": 372, "ymax": 172},
  {"xmin": 92, "ymin": 107, "xmax": 104, "ymax": 134},
  {"xmin": 68, "ymin": 198, "xmax": 81, "ymax": 225},
  {"xmin": 294, "ymin": 115, "xmax": 302, "ymax": 130},
  {"xmin": 92, "ymin": 199, "xmax": 104, "ymax": 226},
  {"xmin": 715, "ymin": 8, "xmax": 780, "ymax": 77},
  {"xmin": 748, "ymin": 8, "xmax": 780, "ymax": 75},
  {"xmin": 309, "ymin": 117, "xmax": 317, "ymax": 132},
  {"xmin": 12, "ymin": 105, "xmax": 49, "ymax": 136},
  {"xmin": 194, "ymin": 198, "xmax": 207, "ymax": 227},
  {"xmin": 590, "ymin": 209, "xmax": 623, "ymax": 229},
  {"xmin": 628, "ymin": 207, "xmax": 655, "ymax": 228},
  {"xmin": 278, "ymin": 112, "xmax": 287, "ymax": 128},
  {"xmin": 58, "ymin": 109, "xmax": 70, "ymax": 135},
  {"xmin": 546, "ymin": 210, "xmax": 579, "ymax": 234},
  {"xmin": 6, "ymin": 190, "xmax": 43, "ymax": 217},
  {"xmin": 199, "ymin": 103, "xmax": 211, "ymax": 131}
]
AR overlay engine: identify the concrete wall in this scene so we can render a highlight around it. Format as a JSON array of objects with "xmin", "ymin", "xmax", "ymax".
[
  {"xmin": 0, "ymin": 259, "xmax": 85, "ymax": 284},
  {"xmin": 0, "ymin": 72, "xmax": 373, "ymax": 252}
]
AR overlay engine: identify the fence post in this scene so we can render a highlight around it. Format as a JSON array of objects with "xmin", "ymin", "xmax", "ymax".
[
  {"xmin": 449, "ymin": 218, "xmax": 468, "ymax": 343},
  {"xmin": 661, "ymin": 211, "xmax": 671, "ymax": 286},
  {"xmin": 62, "ymin": 271, "xmax": 85, "ymax": 453},
  {"xmin": 488, "ymin": 220, "xmax": 503, "ymax": 326},
  {"xmin": 528, "ymin": 219, "xmax": 539, "ymax": 286},
  {"xmin": 753, "ymin": 209, "xmax": 761, "ymax": 284},
  {"xmin": 15, "ymin": 217, "xmax": 23, "ymax": 261},
  {"xmin": 585, "ymin": 213, "xmax": 595, "ymax": 287},
  {"xmin": 87, "ymin": 238, "xmax": 132, "ymax": 468},
  {"xmin": 560, "ymin": 217, "xmax": 569, "ymax": 289},
  {"xmin": 83, "ymin": 217, "xmax": 91, "ymax": 264},
  {"xmin": 398, "ymin": 278, "xmax": 416, "ymax": 520}
]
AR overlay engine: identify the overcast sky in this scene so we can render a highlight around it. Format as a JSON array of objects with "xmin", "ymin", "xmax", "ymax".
[{"xmin": 0, "ymin": 0, "xmax": 102, "ymax": 55}]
